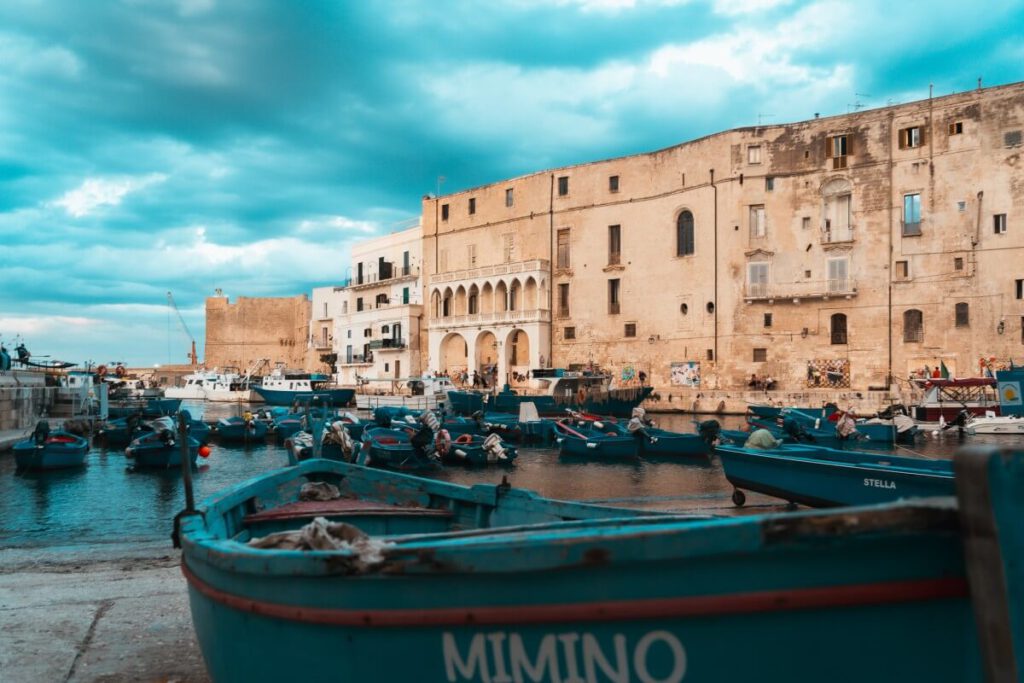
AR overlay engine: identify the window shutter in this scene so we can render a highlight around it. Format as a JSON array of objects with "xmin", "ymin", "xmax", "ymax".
[
  {"xmin": 845, "ymin": 134, "xmax": 853, "ymax": 156},
  {"xmin": 899, "ymin": 129, "xmax": 907, "ymax": 149},
  {"xmin": 919, "ymin": 126, "xmax": 926, "ymax": 146},
  {"xmin": 825, "ymin": 136, "xmax": 833, "ymax": 158}
]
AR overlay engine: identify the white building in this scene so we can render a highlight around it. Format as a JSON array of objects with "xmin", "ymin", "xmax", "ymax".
[{"xmin": 331, "ymin": 223, "xmax": 425, "ymax": 385}]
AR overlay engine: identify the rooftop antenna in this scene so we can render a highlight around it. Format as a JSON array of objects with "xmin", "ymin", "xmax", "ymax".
[
  {"xmin": 848, "ymin": 93, "xmax": 870, "ymax": 113},
  {"xmin": 436, "ymin": 175, "xmax": 445, "ymax": 197},
  {"xmin": 756, "ymin": 113, "xmax": 774, "ymax": 126},
  {"xmin": 977, "ymin": 76, "xmax": 983, "ymax": 90}
]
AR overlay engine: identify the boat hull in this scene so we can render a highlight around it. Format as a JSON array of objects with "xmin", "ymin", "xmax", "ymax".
[
  {"xmin": 216, "ymin": 419, "xmax": 270, "ymax": 443},
  {"xmin": 13, "ymin": 437, "xmax": 89, "ymax": 470},
  {"xmin": 205, "ymin": 389, "xmax": 261, "ymax": 403},
  {"xmin": 126, "ymin": 437, "xmax": 200, "ymax": 469},
  {"xmin": 252, "ymin": 387, "xmax": 355, "ymax": 407},
  {"xmin": 716, "ymin": 445, "xmax": 955, "ymax": 507},
  {"xmin": 638, "ymin": 430, "xmax": 712, "ymax": 457}
]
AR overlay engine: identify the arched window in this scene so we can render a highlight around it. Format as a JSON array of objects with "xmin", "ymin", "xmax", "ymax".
[
  {"xmin": 468, "ymin": 293, "xmax": 478, "ymax": 314},
  {"xmin": 830, "ymin": 313, "xmax": 848, "ymax": 345},
  {"xmin": 903, "ymin": 309, "xmax": 923, "ymax": 342},
  {"xmin": 677, "ymin": 210, "xmax": 695, "ymax": 256},
  {"xmin": 955, "ymin": 302, "xmax": 969, "ymax": 327}
]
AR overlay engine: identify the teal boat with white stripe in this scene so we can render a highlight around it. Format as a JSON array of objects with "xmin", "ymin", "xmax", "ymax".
[
  {"xmin": 715, "ymin": 442, "xmax": 954, "ymax": 507},
  {"xmin": 177, "ymin": 448, "xmax": 1024, "ymax": 682}
]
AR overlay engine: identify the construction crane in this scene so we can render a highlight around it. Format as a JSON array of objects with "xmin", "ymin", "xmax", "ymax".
[{"xmin": 167, "ymin": 291, "xmax": 199, "ymax": 366}]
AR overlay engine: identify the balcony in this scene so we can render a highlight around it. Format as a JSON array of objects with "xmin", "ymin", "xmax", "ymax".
[
  {"xmin": 340, "ymin": 354, "xmax": 373, "ymax": 366},
  {"xmin": 368, "ymin": 338, "xmax": 406, "ymax": 351},
  {"xmin": 822, "ymin": 226, "xmax": 855, "ymax": 244},
  {"xmin": 745, "ymin": 278, "xmax": 858, "ymax": 303},
  {"xmin": 429, "ymin": 259, "xmax": 550, "ymax": 285},
  {"xmin": 429, "ymin": 308, "xmax": 551, "ymax": 330},
  {"xmin": 342, "ymin": 265, "xmax": 419, "ymax": 291}
]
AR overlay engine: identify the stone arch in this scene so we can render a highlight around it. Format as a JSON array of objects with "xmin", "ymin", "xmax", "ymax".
[
  {"xmin": 523, "ymin": 276, "xmax": 538, "ymax": 310},
  {"xmin": 821, "ymin": 177, "xmax": 853, "ymax": 237},
  {"xmin": 467, "ymin": 284, "xmax": 480, "ymax": 315},
  {"xmin": 676, "ymin": 209, "xmax": 695, "ymax": 256},
  {"xmin": 442, "ymin": 287, "xmax": 453, "ymax": 318},
  {"xmin": 509, "ymin": 278, "xmax": 522, "ymax": 312},
  {"xmin": 430, "ymin": 289, "xmax": 442, "ymax": 319},
  {"xmin": 475, "ymin": 330, "xmax": 498, "ymax": 385},
  {"xmin": 480, "ymin": 282, "xmax": 494, "ymax": 314},
  {"xmin": 454, "ymin": 285, "xmax": 467, "ymax": 316},
  {"xmin": 506, "ymin": 328, "xmax": 530, "ymax": 372},
  {"xmin": 440, "ymin": 332, "xmax": 468, "ymax": 375},
  {"xmin": 495, "ymin": 280, "xmax": 509, "ymax": 312}
]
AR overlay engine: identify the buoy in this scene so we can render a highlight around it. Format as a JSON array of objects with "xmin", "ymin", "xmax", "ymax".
[{"xmin": 198, "ymin": 445, "xmax": 212, "ymax": 458}]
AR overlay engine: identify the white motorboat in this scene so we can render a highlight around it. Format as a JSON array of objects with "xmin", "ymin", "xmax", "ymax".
[
  {"xmin": 966, "ymin": 412, "xmax": 1024, "ymax": 435},
  {"xmin": 354, "ymin": 376, "xmax": 454, "ymax": 411},
  {"xmin": 164, "ymin": 371, "xmax": 221, "ymax": 400}
]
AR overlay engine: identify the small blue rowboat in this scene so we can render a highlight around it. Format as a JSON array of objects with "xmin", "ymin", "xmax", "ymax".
[
  {"xmin": 554, "ymin": 420, "xmax": 638, "ymax": 458},
  {"xmin": 442, "ymin": 433, "xmax": 518, "ymax": 466},
  {"xmin": 273, "ymin": 414, "xmax": 305, "ymax": 443},
  {"xmin": 177, "ymin": 448, "xmax": 1024, "ymax": 682},
  {"xmin": 637, "ymin": 428, "xmax": 715, "ymax": 457},
  {"xmin": 359, "ymin": 427, "xmax": 442, "ymax": 471},
  {"xmin": 98, "ymin": 416, "xmax": 212, "ymax": 447},
  {"xmin": 13, "ymin": 422, "xmax": 89, "ymax": 470},
  {"xmin": 716, "ymin": 442, "xmax": 954, "ymax": 507},
  {"xmin": 125, "ymin": 432, "xmax": 201, "ymax": 469},
  {"xmin": 217, "ymin": 416, "xmax": 269, "ymax": 443}
]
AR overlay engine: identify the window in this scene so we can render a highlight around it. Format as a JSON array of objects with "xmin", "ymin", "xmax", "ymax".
[
  {"xmin": 375, "ymin": 293, "xmax": 388, "ymax": 307},
  {"xmin": 384, "ymin": 363, "xmax": 389, "ymax": 372},
  {"xmin": 609, "ymin": 175, "xmax": 619, "ymax": 192},
  {"xmin": 467, "ymin": 243, "xmax": 477, "ymax": 267},
  {"xmin": 831, "ymin": 313, "xmax": 848, "ymax": 345},
  {"xmin": 402, "ymin": 287, "xmax": 409, "ymax": 304},
  {"xmin": 899, "ymin": 126, "xmax": 923, "ymax": 149},
  {"xmin": 680, "ymin": 303, "xmax": 688, "ymax": 315},
  {"xmin": 748, "ymin": 145, "xmax": 762, "ymax": 164},
  {"xmin": 608, "ymin": 279, "xmax": 620, "ymax": 314},
  {"xmin": 468, "ymin": 292, "xmax": 478, "ymax": 315},
  {"xmin": 441, "ymin": 203, "xmax": 449, "ymax": 221},
  {"xmin": 827, "ymin": 257, "xmax": 849, "ymax": 293},
  {"xmin": 502, "ymin": 234, "xmax": 515, "ymax": 263},
  {"xmin": 1006, "ymin": 131, "xmax": 1023, "ymax": 148},
  {"xmin": 323, "ymin": 303, "xmax": 328, "ymax": 318},
  {"xmin": 747, "ymin": 262, "xmax": 769, "ymax": 297},
  {"xmin": 903, "ymin": 193, "xmax": 922, "ymax": 236},
  {"xmin": 764, "ymin": 313, "xmax": 772, "ymax": 328},
  {"xmin": 765, "ymin": 177, "xmax": 774, "ymax": 191},
  {"xmin": 468, "ymin": 197, "xmax": 476, "ymax": 215},
  {"xmin": 342, "ymin": 301, "xmax": 348, "ymax": 314},
  {"xmin": 608, "ymin": 224, "xmax": 621, "ymax": 265},
  {"xmin": 949, "ymin": 121, "xmax": 963, "ymax": 135},
  {"xmin": 903, "ymin": 309, "xmax": 923, "ymax": 343},
  {"xmin": 706, "ymin": 349, "xmax": 715, "ymax": 361},
  {"xmin": 995, "ymin": 214, "xmax": 1007, "ymax": 234},
  {"xmin": 505, "ymin": 188, "xmax": 513, "ymax": 207},
  {"xmin": 556, "ymin": 228, "xmax": 570, "ymax": 269},
  {"xmin": 955, "ymin": 302, "xmax": 969, "ymax": 327},
  {"xmin": 749, "ymin": 205, "xmax": 766, "ymax": 238},
  {"xmin": 347, "ymin": 330, "xmax": 351, "ymax": 338},
  {"xmin": 557, "ymin": 176, "xmax": 569, "ymax": 196},
  {"xmin": 558, "ymin": 283, "xmax": 570, "ymax": 318},
  {"xmin": 381, "ymin": 325, "xmax": 390, "ymax": 335},
  {"xmin": 802, "ymin": 216, "xmax": 811, "ymax": 230},
  {"xmin": 356, "ymin": 297, "xmax": 364, "ymax": 312},
  {"xmin": 753, "ymin": 348, "xmax": 767, "ymax": 362},
  {"xmin": 564, "ymin": 326, "xmax": 576, "ymax": 340},
  {"xmin": 827, "ymin": 134, "xmax": 848, "ymax": 169},
  {"xmin": 954, "ymin": 257, "xmax": 964, "ymax": 271},
  {"xmin": 1017, "ymin": 279, "xmax": 1023, "ymax": 299},
  {"xmin": 624, "ymin": 323, "xmax": 636, "ymax": 338},
  {"xmin": 958, "ymin": 201, "xmax": 967, "ymax": 212},
  {"xmin": 364, "ymin": 328, "xmax": 372, "ymax": 338},
  {"xmin": 895, "ymin": 260, "xmax": 909, "ymax": 279},
  {"xmin": 677, "ymin": 210, "xmax": 695, "ymax": 256}
]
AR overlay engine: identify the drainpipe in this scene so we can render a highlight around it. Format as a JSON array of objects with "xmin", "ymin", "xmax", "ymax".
[
  {"xmin": 548, "ymin": 173, "xmax": 554, "ymax": 368},
  {"xmin": 711, "ymin": 169, "xmax": 718, "ymax": 364},
  {"xmin": 887, "ymin": 112, "xmax": 894, "ymax": 387}
]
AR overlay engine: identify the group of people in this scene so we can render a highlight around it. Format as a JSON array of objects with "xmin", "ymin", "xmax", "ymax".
[{"xmin": 748, "ymin": 373, "xmax": 777, "ymax": 391}]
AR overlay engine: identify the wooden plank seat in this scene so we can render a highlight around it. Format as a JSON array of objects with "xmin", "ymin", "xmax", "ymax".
[{"xmin": 244, "ymin": 497, "xmax": 453, "ymax": 525}]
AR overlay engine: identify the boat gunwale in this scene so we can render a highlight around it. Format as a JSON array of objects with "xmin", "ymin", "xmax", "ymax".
[{"xmin": 716, "ymin": 444, "xmax": 953, "ymax": 478}]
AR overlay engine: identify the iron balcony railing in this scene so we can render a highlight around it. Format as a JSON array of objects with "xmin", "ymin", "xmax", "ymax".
[{"xmin": 745, "ymin": 278, "xmax": 858, "ymax": 301}]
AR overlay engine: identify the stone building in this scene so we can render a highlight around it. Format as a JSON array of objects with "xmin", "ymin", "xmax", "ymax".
[
  {"xmin": 204, "ymin": 294, "xmax": 312, "ymax": 373},
  {"xmin": 421, "ymin": 81, "xmax": 1024, "ymax": 405},
  {"xmin": 321, "ymin": 224, "xmax": 425, "ymax": 385}
]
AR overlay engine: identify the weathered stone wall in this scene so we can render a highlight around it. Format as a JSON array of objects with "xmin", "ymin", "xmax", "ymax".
[
  {"xmin": 0, "ymin": 373, "xmax": 55, "ymax": 431},
  {"xmin": 204, "ymin": 295, "xmax": 312, "ymax": 371},
  {"xmin": 419, "ymin": 81, "xmax": 1024, "ymax": 407}
]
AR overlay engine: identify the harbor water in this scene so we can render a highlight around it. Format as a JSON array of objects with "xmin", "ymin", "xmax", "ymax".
[{"xmin": 0, "ymin": 402, "xmax": 1007, "ymax": 551}]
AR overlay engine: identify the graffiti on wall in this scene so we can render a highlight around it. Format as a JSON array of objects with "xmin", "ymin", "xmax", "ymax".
[
  {"xmin": 806, "ymin": 359, "xmax": 850, "ymax": 388},
  {"xmin": 670, "ymin": 361, "xmax": 701, "ymax": 387}
]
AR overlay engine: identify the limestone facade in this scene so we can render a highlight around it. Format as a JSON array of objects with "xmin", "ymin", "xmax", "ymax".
[
  {"xmin": 329, "ymin": 225, "xmax": 425, "ymax": 384},
  {"xmin": 421, "ymin": 81, "xmax": 1024, "ymax": 402},
  {"xmin": 204, "ymin": 294, "xmax": 312, "ymax": 372}
]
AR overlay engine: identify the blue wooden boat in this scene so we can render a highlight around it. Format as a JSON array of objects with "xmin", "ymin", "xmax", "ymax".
[
  {"xmin": 554, "ymin": 420, "xmax": 638, "ymax": 458},
  {"xmin": 358, "ymin": 427, "xmax": 442, "ymax": 471},
  {"xmin": 97, "ymin": 416, "xmax": 211, "ymax": 447},
  {"xmin": 13, "ymin": 422, "xmax": 89, "ymax": 470},
  {"xmin": 716, "ymin": 442, "xmax": 954, "ymax": 507},
  {"xmin": 125, "ymin": 431, "xmax": 201, "ymax": 469},
  {"xmin": 108, "ymin": 397, "xmax": 182, "ymax": 419},
  {"xmin": 177, "ymin": 448, "xmax": 1024, "ymax": 682},
  {"xmin": 637, "ymin": 427, "xmax": 716, "ymax": 457},
  {"xmin": 216, "ymin": 415, "xmax": 270, "ymax": 443},
  {"xmin": 272, "ymin": 414, "xmax": 305, "ymax": 443},
  {"xmin": 372, "ymin": 405, "xmax": 419, "ymax": 427},
  {"xmin": 442, "ymin": 433, "xmax": 518, "ymax": 466}
]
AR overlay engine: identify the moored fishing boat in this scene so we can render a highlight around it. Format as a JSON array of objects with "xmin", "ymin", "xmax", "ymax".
[
  {"xmin": 442, "ymin": 433, "xmax": 518, "ymax": 466},
  {"xmin": 177, "ymin": 449, "xmax": 1024, "ymax": 682},
  {"xmin": 252, "ymin": 369, "xmax": 355, "ymax": 407},
  {"xmin": 125, "ymin": 417, "xmax": 204, "ymax": 469},
  {"xmin": 553, "ymin": 420, "xmax": 638, "ymax": 458},
  {"xmin": 358, "ymin": 426, "xmax": 442, "ymax": 471},
  {"xmin": 216, "ymin": 414, "xmax": 269, "ymax": 443},
  {"xmin": 715, "ymin": 441, "xmax": 954, "ymax": 507},
  {"xmin": 13, "ymin": 421, "xmax": 89, "ymax": 470}
]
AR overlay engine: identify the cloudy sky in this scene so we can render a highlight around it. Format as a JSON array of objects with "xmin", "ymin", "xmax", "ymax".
[{"xmin": 1, "ymin": 0, "xmax": 1021, "ymax": 367}]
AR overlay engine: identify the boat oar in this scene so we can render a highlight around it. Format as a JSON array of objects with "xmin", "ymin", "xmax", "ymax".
[{"xmin": 554, "ymin": 421, "xmax": 588, "ymax": 440}]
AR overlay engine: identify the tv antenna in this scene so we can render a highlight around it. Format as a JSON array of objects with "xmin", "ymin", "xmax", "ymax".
[
  {"xmin": 757, "ymin": 113, "xmax": 775, "ymax": 126},
  {"xmin": 848, "ymin": 93, "xmax": 870, "ymax": 113}
]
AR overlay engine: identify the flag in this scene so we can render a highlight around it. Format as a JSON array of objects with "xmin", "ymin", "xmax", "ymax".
[{"xmin": 940, "ymin": 361, "xmax": 950, "ymax": 379}]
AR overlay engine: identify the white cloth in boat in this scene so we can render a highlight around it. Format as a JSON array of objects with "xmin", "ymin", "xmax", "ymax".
[{"xmin": 248, "ymin": 516, "xmax": 393, "ymax": 565}]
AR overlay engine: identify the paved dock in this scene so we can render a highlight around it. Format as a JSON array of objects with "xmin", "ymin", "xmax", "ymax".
[
  {"xmin": 0, "ymin": 543, "xmax": 209, "ymax": 682},
  {"xmin": 0, "ymin": 428, "xmax": 29, "ymax": 452}
]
